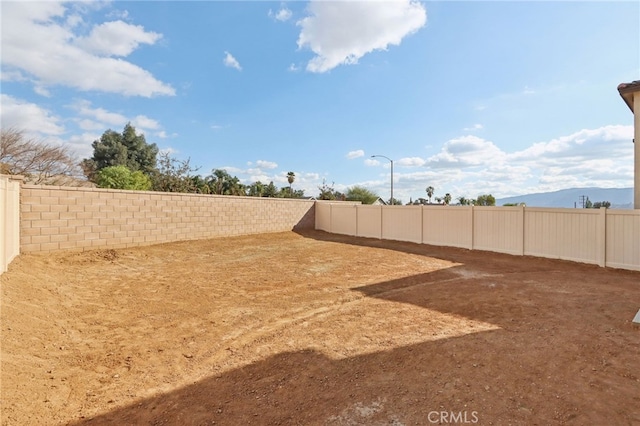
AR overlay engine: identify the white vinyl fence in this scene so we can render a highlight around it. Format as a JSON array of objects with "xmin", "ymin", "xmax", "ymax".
[
  {"xmin": 1, "ymin": 175, "xmax": 21, "ymax": 274},
  {"xmin": 315, "ymin": 204, "xmax": 640, "ymax": 271}
]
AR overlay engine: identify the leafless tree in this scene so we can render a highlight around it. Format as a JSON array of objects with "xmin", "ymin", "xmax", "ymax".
[{"xmin": 0, "ymin": 128, "xmax": 83, "ymax": 185}]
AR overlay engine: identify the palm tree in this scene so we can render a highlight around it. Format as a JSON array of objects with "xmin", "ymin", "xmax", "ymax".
[
  {"xmin": 426, "ymin": 186, "xmax": 434, "ymax": 204},
  {"xmin": 287, "ymin": 171, "xmax": 295, "ymax": 196},
  {"xmin": 206, "ymin": 168, "xmax": 245, "ymax": 195},
  {"xmin": 264, "ymin": 181, "xmax": 278, "ymax": 197},
  {"xmin": 444, "ymin": 193, "xmax": 452, "ymax": 205},
  {"xmin": 248, "ymin": 181, "xmax": 265, "ymax": 197}
]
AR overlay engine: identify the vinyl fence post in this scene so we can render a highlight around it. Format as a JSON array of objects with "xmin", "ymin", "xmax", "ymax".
[
  {"xmin": 598, "ymin": 207, "xmax": 606, "ymax": 267},
  {"xmin": 519, "ymin": 205, "xmax": 525, "ymax": 256},
  {"xmin": 470, "ymin": 205, "xmax": 475, "ymax": 251}
]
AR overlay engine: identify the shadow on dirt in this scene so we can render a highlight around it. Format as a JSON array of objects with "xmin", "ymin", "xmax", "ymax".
[
  {"xmin": 293, "ymin": 229, "xmax": 593, "ymax": 274},
  {"xmin": 73, "ymin": 336, "xmax": 501, "ymax": 426},
  {"xmin": 72, "ymin": 230, "xmax": 640, "ymax": 426}
]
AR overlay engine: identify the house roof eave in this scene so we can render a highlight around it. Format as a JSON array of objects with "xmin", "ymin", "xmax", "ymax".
[{"xmin": 618, "ymin": 80, "xmax": 640, "ymax": 112}]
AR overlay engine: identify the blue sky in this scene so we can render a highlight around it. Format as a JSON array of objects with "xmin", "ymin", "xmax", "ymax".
[{"xmin": 1, "ymin": 1, "xmax": 638, "ymax": 203}]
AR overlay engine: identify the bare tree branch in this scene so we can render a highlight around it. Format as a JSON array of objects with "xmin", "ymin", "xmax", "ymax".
[{"xmin": 0, "ymin": 128, "xmax": 85, "ymax": 185}]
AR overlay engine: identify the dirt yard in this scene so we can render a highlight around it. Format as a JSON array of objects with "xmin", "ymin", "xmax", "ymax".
[{"xmin": 1, "ymin": 230, "xmax": 639, "ymax": 425}]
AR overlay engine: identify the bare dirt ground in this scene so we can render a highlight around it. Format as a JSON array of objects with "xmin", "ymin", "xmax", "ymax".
[{"xmin": 1, "ymin": 230, "xmax": 639, "ymax": 425}]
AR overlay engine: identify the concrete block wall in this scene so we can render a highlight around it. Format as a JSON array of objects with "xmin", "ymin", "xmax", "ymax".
[{"xmin": 20, "ymin": 185, "xmax": 315, "ymax": 253}]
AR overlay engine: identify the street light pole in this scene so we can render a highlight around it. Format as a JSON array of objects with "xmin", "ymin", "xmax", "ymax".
[{"xmin": 371, "ymin": 155, "xmax": 394, "ymax": 205}]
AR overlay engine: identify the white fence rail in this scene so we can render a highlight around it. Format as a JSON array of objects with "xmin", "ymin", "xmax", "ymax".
[{"xmin": 315, "ymin": 203, "xmax": 640, "ymax": 271}]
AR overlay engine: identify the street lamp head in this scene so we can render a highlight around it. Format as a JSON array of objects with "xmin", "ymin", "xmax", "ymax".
[{"xmin": 370, "ymin": 154, "xmax": 394, "ymax": 205}]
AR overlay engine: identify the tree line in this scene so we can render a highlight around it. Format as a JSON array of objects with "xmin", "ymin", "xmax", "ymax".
[
  {"xmin": 0, "ymin": 125, "xmax": 386, "ymax": 202},
  {"xmin": 1, "ymin": 125, "xmax": 498, "ymax": 205},
  {"xmin": 79, "ymin": 124, "xmax": 308, "ymax": 198},
  {"xmin": 0, "ymin": 125, "xmax": 305, "ymax": 198},
  {"xmin": 406, "ymin": 186, "xmax": 496, "ymax": 206}
]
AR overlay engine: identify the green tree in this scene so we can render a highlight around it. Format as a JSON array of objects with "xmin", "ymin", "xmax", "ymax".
[
  {"xmin": 318, "ymin": 179, "xmax": 344, "ymax": 200},
  {"xmin": 82, "ymin": 123, "xmax": 158, "ymax": 181},
  {"xmin": 457, "ymin": 196, "xmax": 472, "ymax": 206},
  {"xmin": 592, "ymin": 201, "xmax": 610, "ymax": 209},
  {"xmin": 287, "ymin": 171, "xmax": 295, "ymax": 195},
  {"xmin": 444, "ymin": 193, "xmax": 452, "ymax": 205},
  {"xmin": 95, "ymin": 165, "xmax": 152, "ymax": 190},
  {"xmin": 151, "ymin": 152, "xmax": 200, "ymax": 193},
  {"xmin": 426, "ymin": 186, "xmax": 434, "ymax": 204},
  {"xmin": 345, "ymin": 186, "xmax": 380, "ymax": 204},
  {"xmin": 264, "ymin": 181, "xmax": 278, "ymax": 198},
  {"xmin": 248, "ymin": 181, "xmax": 265, "ymax": 197},
  {"xmin": 278, "ymin": 187, "xmax": 305, "ymax": 198},
  {"xmin": 190, "ymin": 175, "xmax": 210, "ymax": 194},
  {"xmin": 475, "ymin": 194, "xmax": 496, "ymax": 206},
  {"xmin": 206, "ymin": 169, "xmax": 245, "ymax": 195}
]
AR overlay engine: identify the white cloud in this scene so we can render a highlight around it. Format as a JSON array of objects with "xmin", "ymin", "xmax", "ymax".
[
  {"xmin": 0, "ymin": 2, "xmax": 174, "ymax": 97},
  {"xmin": 71, "ymin": 100, "xmax": 164, "ymax": 136},
  {"xmin": 221, "ymin": 166, "xmax": 242, "ymax": 175},
  {"xmin": 256, "ymin": 160, "xmax": 279, "ymax": 170},
  {"xmin": 75, "ymin": 20, "xmax": 162, "ymax": 57},
  {"xmin": 400, "ymin": 125, "xmax": 635, "ymax": 200},
  {"xmin": 247, "ymin": 173, "xmax": 273, "ymax": 183},
  {"xmin": 346, "ymin": 149, "xmax": 364, "ymax": 159},
  {"xmin": 33, "ymin": 85, "xmax": 52, "ymax": 97},
  {"xmin": 1, "ymin": 70, "xmax": 27, "ymax": 82},
  {"xmin": 462, "ymin": 123, "xmax": 483, "ymax": 131},
  {"xmin": 269, "ymin": 7, "xmax": 293, "ymax": 22},
  {"xmin": 501, "ymin": 126, "xmax": 633, "ymax": 195},
  {"xmin": 65, "ymin": 13, "xmax": 83, "ymax": 28},
  {"xmin": 156, "ymin": 131, "xmax": 177, "ymax": 139},
  {"xmin": 132, "ymin": 115, "xmax": 160, "ymax": 130},
  {"xmin": 106, "ymin": 9, "xmax": 130, "ymax": 21},
  {"xmin": 225, "ymin": 161, "xmax": 281, "ymax": 185},
  {"xmin": 396, "ymin": 156, "xmax": 426, "ymax": 167},
  {"xmin": 288, "ymin": 63, "xmax": 300, "ymax": 72},
  {"xmin": 223, "ymin": 51, "xmax": 242, "ymax": 71},
  {"xmin": 77, "ymin": 119, "xmax": 105, "ymax": 131},
  {"xmin": 66, "ymin": 132, "xmax": 100, "ymax": 159},
  {"xmin": 0, "ymin": 94, "xmax": 65, "ymax": 136},
  {"xmin": 428, "ymin": 135, "xmax": 506, "ymax": 168},
  {"xmin": 297, "ymin": 0, "xmax": 426, "ymax": 73},
  {"xmin": 72, "ymin": 100, "xmax": 127, "ymax": 126},
  {"xmin": 510, "ymin": 125, "xmax": 633, "ymax": 165}
]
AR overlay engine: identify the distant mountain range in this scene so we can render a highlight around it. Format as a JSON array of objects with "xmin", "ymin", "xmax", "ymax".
[{"xmin": 496, "ymin": 187, "xmax": 634, "ymax": 209}]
